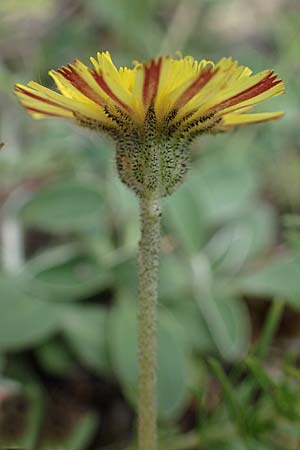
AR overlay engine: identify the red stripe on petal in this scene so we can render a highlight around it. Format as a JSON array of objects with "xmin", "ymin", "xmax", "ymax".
[
  {"xmin": 91, "ymin": 69, "xmax": 131, "ymax": 113},
  {"xmin": 58, "ymin": 64, "xmax": 105, "ymax": 107},
  {"xmin": 214, "ymin": 72, "xmax": 282, "ymax": 111},
  {"xmin": 175, "ymin": 66, "xmax": 219, "ymax": 109},
  {"xmin": 25, "ymin": 106, "xmax": 70, "ymax": 118},
  {"xmin": 15, "ymin": 85, "xmax": 72, "ymax": 112},
  {"xmin": 142, "ymin": 57, "xmax": 162, "ymax": 106}
]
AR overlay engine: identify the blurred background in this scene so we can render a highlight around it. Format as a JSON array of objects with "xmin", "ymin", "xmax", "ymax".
[{"xmin": 0, "ymin": 0, "xmax": 300, "ymax": 449}]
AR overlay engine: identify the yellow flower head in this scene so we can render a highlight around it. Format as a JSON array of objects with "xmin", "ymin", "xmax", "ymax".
[{"xmin": 15, "ymin": 52, "xmax": 285, "ymax": 197}]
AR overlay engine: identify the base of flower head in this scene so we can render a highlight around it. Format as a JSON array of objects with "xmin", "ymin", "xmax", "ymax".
[
  {"xmin": 76, "ymin": 103, "xmax": 222, "ymax": 198},
  {"xmin": 104, "ymin": 105, "xmax": 221, "ymax": 198}
]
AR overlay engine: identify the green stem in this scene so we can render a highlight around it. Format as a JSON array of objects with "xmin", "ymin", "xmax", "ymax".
[{"xmin": 138, "ymin": 194, "xmax": 161, "ymax": 450}]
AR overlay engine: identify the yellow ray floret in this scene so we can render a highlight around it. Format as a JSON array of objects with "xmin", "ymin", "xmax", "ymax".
[
  {"xmin": 222, "ymin": 112, "xmax": 284, "ymax": 128},
  {"xmin": 15, "ymin": 52, "xmax": 285, "ymax": 132}
]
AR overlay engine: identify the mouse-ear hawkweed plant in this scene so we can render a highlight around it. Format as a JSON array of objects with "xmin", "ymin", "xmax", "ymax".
[{"xmin": 15, "ymin": 52, "xmax": 285, "ymax": 450}]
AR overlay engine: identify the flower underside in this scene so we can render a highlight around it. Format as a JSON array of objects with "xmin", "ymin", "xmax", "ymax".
[{"xmin": 15, "ymin": 52, "xmax": 285, "ymax": 197}]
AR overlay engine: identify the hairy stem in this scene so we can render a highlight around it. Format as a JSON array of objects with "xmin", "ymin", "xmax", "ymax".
[{"xmin": 138, "ymin": 194, "xmax": 161, "ymax": 450}]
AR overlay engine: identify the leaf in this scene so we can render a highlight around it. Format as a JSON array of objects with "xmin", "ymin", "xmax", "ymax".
[
  {"xmin": 165, "ymin": 183, "xmax": 207, "ymax": 254},
  {"xmin": 35, "ymin": 339, "xmax": 76, "ymax": 376},
  {"xmin": 159, "ymin": 254, "xmax": 192, "ymax": 300},
  {"xmin": 169, "ymin": 301, "xmax": 215, "ymax": 353},
  {"xmin": 189, "ymin": 162, "xmax": 258, "ymax": 224},
  {"xmin": 61, "ymin": 305, "xmax": 109, "ymax": 373},
  {"xmin": 208, "ymin": 358, "xmax": 246, "ymax": 431},
  {"xmin": 238, "ymin": 256, "xmax": 300, "ymax": 304},
  {"xmin": 246, "ymin": 357, "xmax": 299, "ymax": 420},
  {"xmin": 18, "ymin": 383, "xmax": 45, "ymax": 450},
  {"xmin": 112, "ymin": 257, "xmax": 138, "ymax": 296},
  {"xmin": 109, "ymin": 302, "xmax": 138, "ymax": 400},
  {"xmin": 109, "ymin": 301, "xmax": 189, "ymax": 419},
  {"xmin": 284, "ymin": 214, "xmax": 300, "ymax": 228},
  {"xmin": 196, "ymin": 292, "xmax": 250, "ymax": 360},
  {"xmin": 0, "ymin": 274, "xmax": 59, "ymax": 351},
  {"xmin": 191, "ymin": 255, "xmax": 250, "ymax": 360},
  {"xmin": 64, "ymin": 412, "xmax": 98, "ymax": 450},
  {"xmin": 156, "ymin": 316, "xmax": 189, "ymax": 419},
  {"xmin": 34, "ymin": 255, "xmax": 111, "ymax": 301},
  {"xmin": 20, "ymin": 180, "xmax": 104, "ymax": 233},
  {"xmin": 206, "ymin": 204, "xmax": 276, "ymax": 273}
]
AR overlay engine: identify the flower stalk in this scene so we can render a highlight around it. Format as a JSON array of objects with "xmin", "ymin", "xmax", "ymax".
[{"xmin": 138, "ymin": 194, "xmax": 161, "ymax": 450}]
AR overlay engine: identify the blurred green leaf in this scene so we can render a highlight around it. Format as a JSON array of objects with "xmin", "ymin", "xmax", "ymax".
[
  {"xmin": 170, "ymin": 300, "xmax": 215, "ymax": 353},
  {"xmin": 206, "ymin": 204, "xmax": 276, "ymax": 273},
  {"xmin": 159, "ymin": 254, "xmax": 192, "ymax": 299},
  {"xmin": 246, "ymin": 357, "xmax": 299, "ymax": 420},
  {"xmin": 0, "ymin": 275, "xmax": 59, "ymax": 351},
  {"xmin": 255, "ymin": 302, "xmax": 285, "ymax": 360},
  {"xmin": 108, "ymin": 301, "xmax": 138, "ymax": 401},
  {"xmin": 238, "ymin": 256, "xmax": 300, "ymax": 304},
  {"xmin": 284, "ymin": 214, "xmax": 300, "ymax": 228},
  {"xmin": 112, "ymin": 257, "xmax": 137, "ymax": 295},
  {"xmin": 34, "ymin": 255, "xmax": 111, "ymax": 301},
  {"xmin": 156, "ymin": 315, "xmax": 190, "ymax": 419},
  {"xmin": 191, "ymin": 255, "xmax": 250, "ymax": 359},
  {"xmin": 61, "ymin": 304, "xmax": 109, "ymax": 373},
  {"xmin": 190, "ymin": 162, "xmax": 258, "ymax": 224},
  {"xmin": 109, "ymin": 300, "xmax": 189, "ymax": 419},
  {"xmin": 0, "ymin": 353, "xmax": 4, "ymax": 372},
  {"xmin": 20, "ymin": 180, "xmax": 104, "ymax": 233},
  {"xmin": 208, "ymin": 358, "xmax": 247, "ymax": 433},
  {"xmin": 35, "ymin": 339, "xmax": 75, "ymax": 376},
  {"xmin": 18, "ymin": 383, "xmax": 44, "ymax": 450},
  {"xmin": 64, "ymin": 412, "xmax": 98, "ymax": 450},
  {"xmin": 197, "ymin": 292, "xmax": 250, "ymax": 360},
  {"xmin": 165, "ymin": 184, "xmax": 206, "ymax": 254}
]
